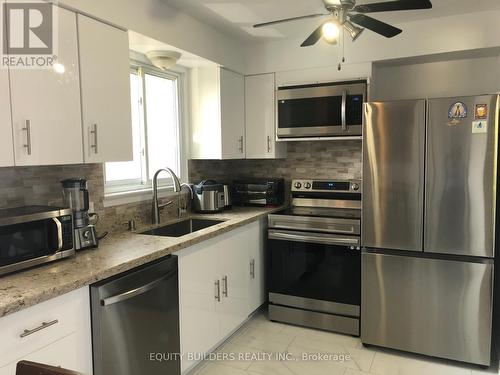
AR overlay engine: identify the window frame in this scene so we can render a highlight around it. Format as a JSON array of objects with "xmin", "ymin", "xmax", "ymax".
[{"xmin": 104, "ymin": 59, "xmax": 188, "ymax": 204}]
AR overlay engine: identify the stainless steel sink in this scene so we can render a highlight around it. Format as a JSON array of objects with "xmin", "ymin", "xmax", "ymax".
[{"xmin": 141, "ymin": 218, "xmax": 225, "ymax": 237}]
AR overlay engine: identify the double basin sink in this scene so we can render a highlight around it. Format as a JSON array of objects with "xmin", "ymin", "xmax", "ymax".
[{"xmin": 141, "ymin": 218, "xmax": 225, "ymax": 238}]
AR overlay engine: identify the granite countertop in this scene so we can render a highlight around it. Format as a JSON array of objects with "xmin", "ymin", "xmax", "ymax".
[{"xmin": 0, "ymin": 206, "xmax": 285, "ymax": 318}]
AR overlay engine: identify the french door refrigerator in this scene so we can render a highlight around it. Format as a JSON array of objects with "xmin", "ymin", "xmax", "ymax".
[{"xmin": 362, "ymin": 95, "xmax": 499, "ymax": 366}]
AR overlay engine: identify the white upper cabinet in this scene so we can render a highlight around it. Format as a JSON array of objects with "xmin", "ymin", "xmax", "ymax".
[
  {"xmin": 10, "ymin": 7, "xmax": 83, "ymax": 166},
  {"xmin": 190, "ymin": 66, "xmax": 245, "ymax": 159},
  {"xmin": 220, "ymin": 68, "xmax": 245, "ymax": 159},
  {"xmin": 245, "ymin": 73, "xmax": 286, "ymax": 159},
  {"xmin": 78, "ymin": 15, "xmax": 133, "ymax": 163},
  {"xmin": 0, "ymin": 69, "xmax": 14, "ymax": 167}
]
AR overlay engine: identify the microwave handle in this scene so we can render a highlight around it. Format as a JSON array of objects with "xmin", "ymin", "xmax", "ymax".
[
  {"xmin": 52, "ymin": 218, "xmax": 63, "ymax": 251},
  {"xmin": 341, "ymin": 90, "xmax": 347, "ymax": 131}
]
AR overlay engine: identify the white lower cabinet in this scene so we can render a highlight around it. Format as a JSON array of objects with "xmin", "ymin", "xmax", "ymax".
[
  {"xmin": 246, "ymin": 220, "xmax": 267, "ymax": 313},
  {"xmin": 217, "ymin": 229, "xmax": 252, "ymax": 339},
  {"xmin": 177, "ymin": 219, "xmax": 267, "ymax": 373},
  {"xmin": 0, "ymin": 287, "xmax": 93, "ymax": 375},
  {"xmin": 177, "ymin": 239, "xmax": 221, "ymax": 373}
]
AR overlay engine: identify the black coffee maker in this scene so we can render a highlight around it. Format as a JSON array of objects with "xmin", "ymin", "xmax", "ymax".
[{"xmin": 61, "ymin": 178, "xmax": 98, "ymax": 250}]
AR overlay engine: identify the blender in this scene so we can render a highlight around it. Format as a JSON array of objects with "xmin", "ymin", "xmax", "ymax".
[{"xmin": 61, "ymin": 178, "xmax": 99, "ymax": 250}]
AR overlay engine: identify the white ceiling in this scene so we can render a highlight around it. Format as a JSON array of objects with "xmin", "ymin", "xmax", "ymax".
[
  {"xmin": 129, "ymin": 31, "xmax": 217, "ymax": 68},
  {"xmin": 161, "ymin": 0, "xmax": 500, "ymax": 42}
]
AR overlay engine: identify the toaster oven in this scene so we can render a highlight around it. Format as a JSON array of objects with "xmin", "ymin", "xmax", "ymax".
[{"xmin": 233, "ymin": 179, "xmax": 285, "ymax": 207}]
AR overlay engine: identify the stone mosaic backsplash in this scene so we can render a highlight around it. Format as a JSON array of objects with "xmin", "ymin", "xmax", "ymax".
[
  {"xmin": 0, "ymin": 140, "xmax": 361, "ymax": 234},
  {"xmin": 0, "ymin": 164, "xmax": 183, "ymax": 234},
  {"xmin": 189, "ymin": 140, "xmax": 362, "ymax": 187}
]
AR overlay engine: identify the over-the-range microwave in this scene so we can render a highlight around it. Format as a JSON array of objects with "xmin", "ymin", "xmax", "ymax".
[{"xmin": 276, "ymin": 80, "xmax": 367, "ymax": 140}]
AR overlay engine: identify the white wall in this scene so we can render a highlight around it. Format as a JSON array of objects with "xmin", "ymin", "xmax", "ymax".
[
  {"xmin": 274, "ymin": 62, "xmax": 372, "ymax": 87},
  {"xmin": 372, "ymin": 53, "xmax": 500, "ymax": 101},
  {"xmin": 60, "ymin": 0, "xmax": 245, "ymax": 73},
  {"xmin": 244, "ymin": 9, "xmax": 500, "ymax": 77}
]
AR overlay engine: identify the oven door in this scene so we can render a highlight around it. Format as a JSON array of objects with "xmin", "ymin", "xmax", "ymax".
[
  {"xmin": 0, "ymin": 218, "xmax": 63, "ymax": 272},
  {"xmin": 277, "ymin": 82, "xmax": 365, "ymax": 139},
  {"xmin": 268, "ymin": 229, "xmax": 361, "ymax": 317}
]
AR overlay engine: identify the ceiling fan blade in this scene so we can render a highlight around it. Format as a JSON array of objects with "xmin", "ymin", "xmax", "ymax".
[
  {"xmin": 353, "ymin": 0, "xmax": 432, "ymax": 13},
  {"xmin": 349, "ymin": 14, "xmax": 402, "ymax": 38},
  {"xmin": 301, "ymin": 23, "xmax": 329, "ymax": 47},
  {"xmin": 254, "ymin": 13, "xmax": 328, "ymax": 28}
]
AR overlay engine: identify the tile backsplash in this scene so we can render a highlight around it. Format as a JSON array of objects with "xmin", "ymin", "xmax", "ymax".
[
  {"xmin": 189, "ymin": 140, "xmax": 362, "ymax": 186},
  {"xmin": 0, "ymin": 140, "xmax": 361, "ymax": 234},
  {"xmin": 0, "ymin": 164, "xmax": 182, "ymax": 234}
]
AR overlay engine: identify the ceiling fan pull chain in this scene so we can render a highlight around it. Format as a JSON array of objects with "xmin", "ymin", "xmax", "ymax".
[{"xmin": 338, "ymin": 28, "xmax": 345, "ymax": 71}]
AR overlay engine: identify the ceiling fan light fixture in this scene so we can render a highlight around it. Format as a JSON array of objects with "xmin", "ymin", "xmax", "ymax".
[
  {"xmin": 322, "ymin": 21, "xmax": 340, "ymax": 43},
  {"xmin": 343, "ymin": 20, "xmax": 364, "ymax": 41}
]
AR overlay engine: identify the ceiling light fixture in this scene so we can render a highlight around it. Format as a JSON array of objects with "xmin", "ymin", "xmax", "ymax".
[
  {"xmin": 146, "ymin": 50, "xmax": 182, "ymax": 70},
  {"xmin": 322, "ymin": 21, "xmax": 339, "ymax": 43},
  {"xmin": 53, "ymin": 62, "xmax": 65, "ymax": 74},
  {"xmin": 343, "ymin": 20, "xmax": 364, "ymax": 41}
]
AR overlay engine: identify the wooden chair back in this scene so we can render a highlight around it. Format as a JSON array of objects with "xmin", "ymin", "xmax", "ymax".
[{"xmin": 16, "ymin": 361, "xmax": 81, "ymax": 375}]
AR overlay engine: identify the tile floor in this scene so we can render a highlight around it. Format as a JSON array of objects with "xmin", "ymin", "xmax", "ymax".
[{"xmin": 190, "ymin": 311, "xmax": 499, "ymax": 375}]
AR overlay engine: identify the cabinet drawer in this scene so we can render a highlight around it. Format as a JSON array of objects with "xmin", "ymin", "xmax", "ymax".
[
  {"xmin": 0, "ymin": 288, "xmax": 89, "ymax": 368},
  {"xmin": 0, "ymin": 331, "xmax": 92, "ymax": 375}
]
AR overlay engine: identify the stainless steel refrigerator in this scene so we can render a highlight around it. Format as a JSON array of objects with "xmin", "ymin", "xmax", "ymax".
[{"xmin": 361, "ymin": 95, "xmax": 499, "ymax": 366}]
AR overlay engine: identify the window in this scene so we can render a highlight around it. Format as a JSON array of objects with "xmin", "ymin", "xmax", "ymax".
[{"xmin": 105, "ymin": 64, "xmax": 185, "ymax": 197}]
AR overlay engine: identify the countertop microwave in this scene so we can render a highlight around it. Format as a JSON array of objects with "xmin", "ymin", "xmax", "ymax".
[
  {"xmin": 0, "ymin": 206, "xmax": 75, "ymax": 276},
  {"xmin": 277, "ymin": 80, "xmax": 367, "ymax": 140}
]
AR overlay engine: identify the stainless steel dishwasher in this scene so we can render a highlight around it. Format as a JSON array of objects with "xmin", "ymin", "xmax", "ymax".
[{"xmin": 91, "ymin": 255, "xmax": 180, "ymax": 375}]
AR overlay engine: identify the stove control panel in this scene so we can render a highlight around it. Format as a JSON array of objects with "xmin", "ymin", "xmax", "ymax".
[{"xmin": 291, "ymin": 179, "xmax": 362, "ymax": 193}]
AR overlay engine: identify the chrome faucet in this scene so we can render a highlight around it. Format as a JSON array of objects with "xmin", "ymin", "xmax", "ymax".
[
  {"xmin": 152, "ymin": 168, "xmax": 181, "ymax": 225},
  {"xmin": 178, "ymin": 183, "xmax": 193, "ymax": 218}
]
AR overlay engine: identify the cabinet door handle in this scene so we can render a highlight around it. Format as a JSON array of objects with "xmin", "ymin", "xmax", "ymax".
[
  {"xmin": 238, "ymin": 136, "xmax": 244, "ymax": 153},
  {"xmin": 22, "ymin": 120, "xmax": 32, "ymax": 155},
  {"xmin": 20, "ymin": 319, "xmax": 58, "ymax": 338},
  {"xmin": 215, "ymin": 280, "xmax": 221, "ymax": 302},
  {"xmin": 222, "ymin": 275, "xmax": 228, "ymax": 297},
  {"xmin": 267, "ymin": 135, "xmax": 271, "ymax": 153},
  {"xmin": 90, "ymin": 124, "xmax": 99, "ymax": 154},
  {"xmin": 250, "ymin": 259, "xmax": 255, "ymax": 279}
]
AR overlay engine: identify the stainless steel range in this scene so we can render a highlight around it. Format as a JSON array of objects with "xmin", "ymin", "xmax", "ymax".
[{"xmin": 267, "ymin": 179, "xmax": 361, "ymax": 335}]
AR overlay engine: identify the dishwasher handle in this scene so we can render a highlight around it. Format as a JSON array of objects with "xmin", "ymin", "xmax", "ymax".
[{"xmin": 101, "ymin": 269, "xmax": 177, "ymax": 306}]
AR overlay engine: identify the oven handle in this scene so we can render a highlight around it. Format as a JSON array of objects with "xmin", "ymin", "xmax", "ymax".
[{"xmin": 268, "ymin": 229, "xmax": 360, "ymax": 247}]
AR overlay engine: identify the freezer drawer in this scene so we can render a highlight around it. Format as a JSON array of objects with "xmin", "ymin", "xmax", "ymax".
[
  {"xmin": 362, "ymin": 100, "xmax": 426, "ymax": 252},
  {"xmin": 361, "ymin": 252, "xmax": 493, "ymax": 366}
]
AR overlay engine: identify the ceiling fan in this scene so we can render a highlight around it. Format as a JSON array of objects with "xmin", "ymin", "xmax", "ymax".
[{"xmin": 253, "ymin": 0, "xmax": 433, "ymax": 47}]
